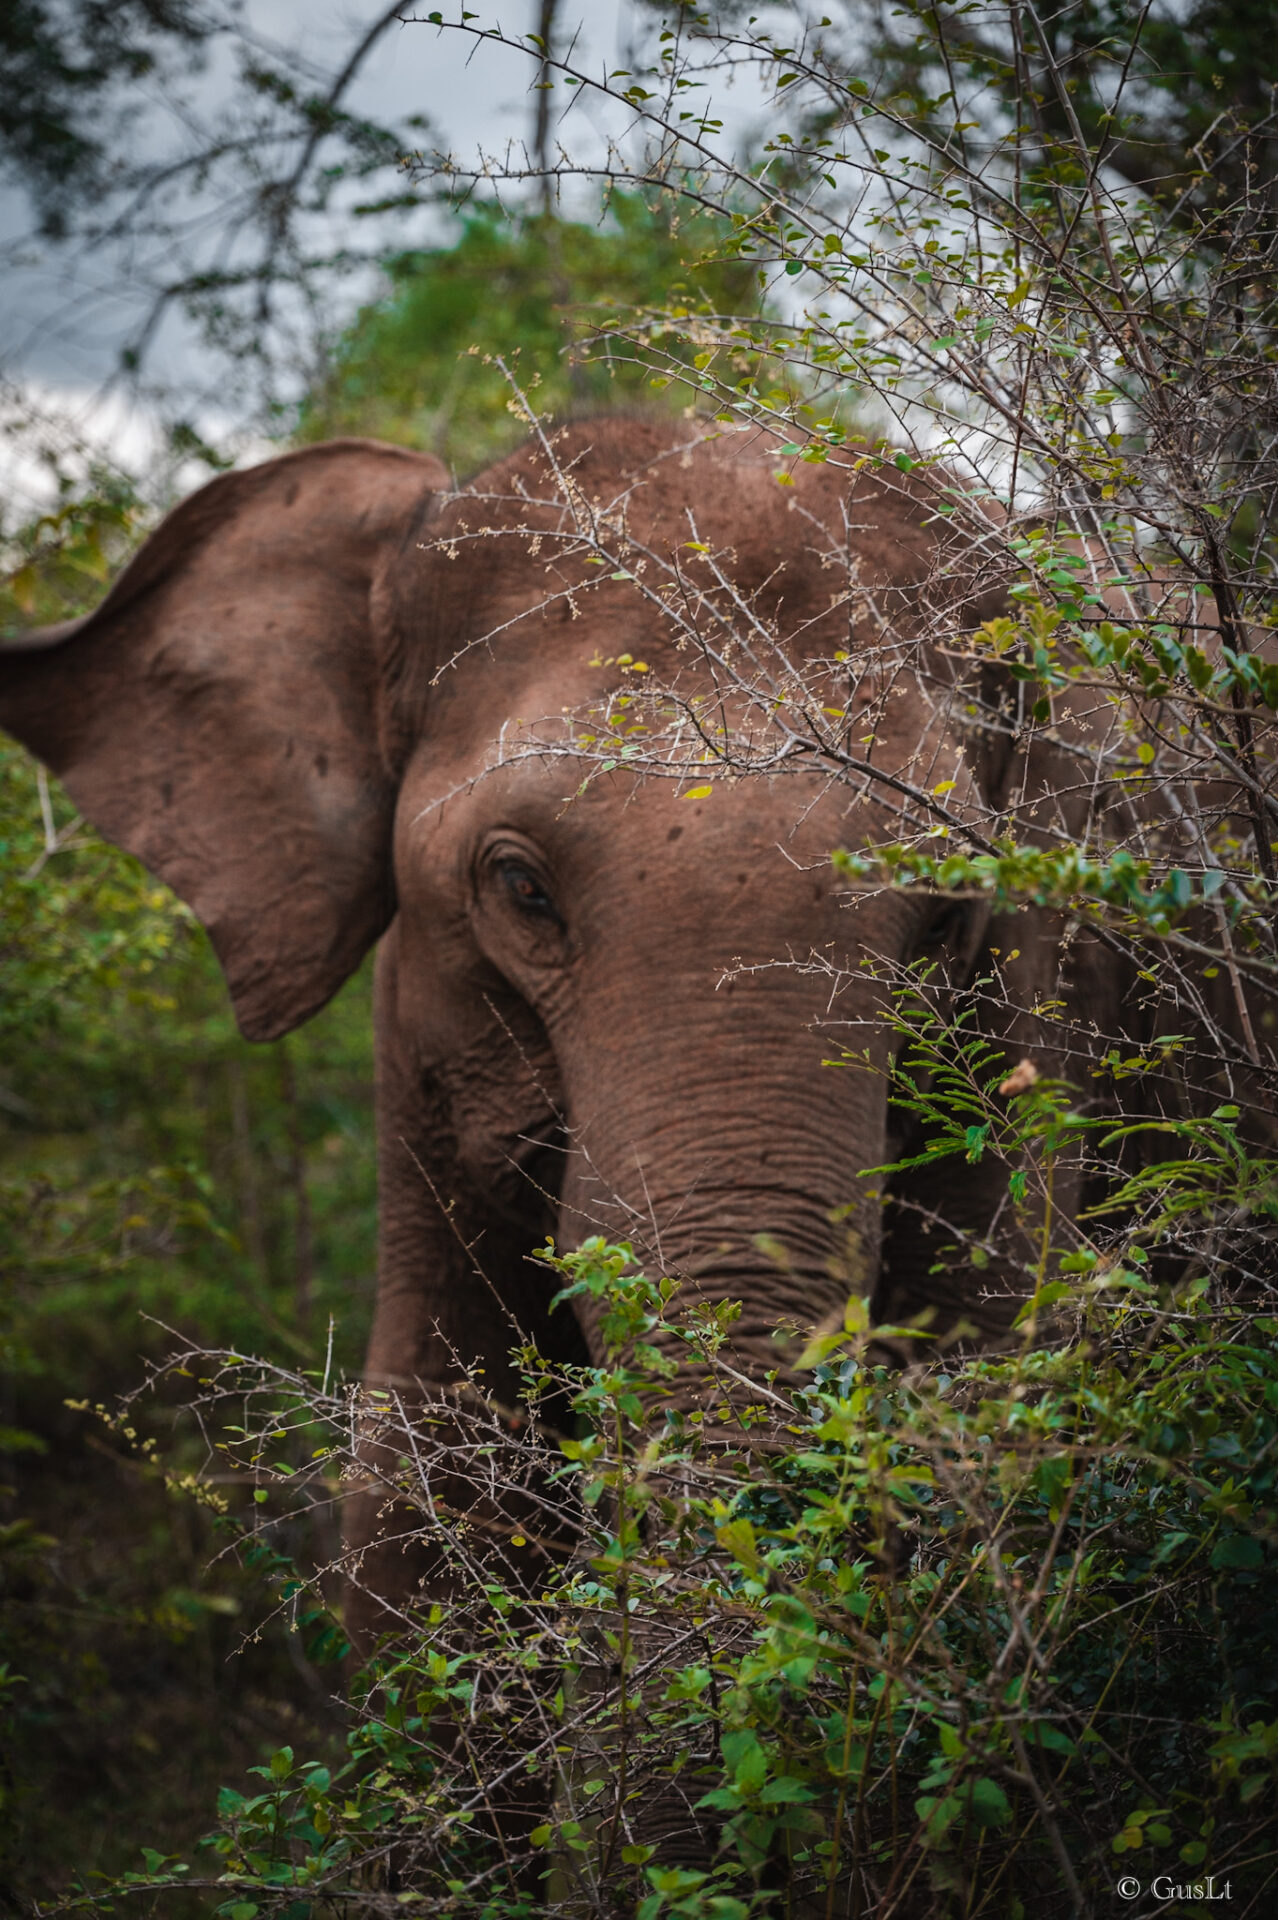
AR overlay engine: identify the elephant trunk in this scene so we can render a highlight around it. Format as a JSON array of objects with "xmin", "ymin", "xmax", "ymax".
[
  {"xmin": 553, "ymin": 968, "xmax": 895, "ymax": 1382},
  {"xmin": 545, "ymin": 965, "xmax": 899, "ymax": 1914}
]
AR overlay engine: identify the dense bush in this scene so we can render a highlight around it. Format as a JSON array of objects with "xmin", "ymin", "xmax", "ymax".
[{"xmin": 80, "ymin": 1094, "xmax": 1278, "ymax": 1915}]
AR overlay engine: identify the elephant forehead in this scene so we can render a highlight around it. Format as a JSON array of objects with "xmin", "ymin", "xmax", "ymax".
[
  {"xmin": 386, "ymin": 424, "xmax": 965, "ymax": 748},
  {"xmin": 405, "ymin": 549, "xmax": 912, "ymax": 717},
  {"xmin": 397, "ymin": 721, "xmax": 968, "ymax": 887},
  {"xmin": 393, "ymin": 651, "xmax": 974, "ymax": 889}
]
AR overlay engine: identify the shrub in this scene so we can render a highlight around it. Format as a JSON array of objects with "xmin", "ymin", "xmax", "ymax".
[{"xmin": 83, "ymin": 1032, "xmax": 1277, "ymax": 1917}]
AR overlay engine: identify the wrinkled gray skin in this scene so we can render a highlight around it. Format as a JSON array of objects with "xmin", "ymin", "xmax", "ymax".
[{"xmin": 0, "ymin": 422, "xmax": 1122, "ymax": 1644}]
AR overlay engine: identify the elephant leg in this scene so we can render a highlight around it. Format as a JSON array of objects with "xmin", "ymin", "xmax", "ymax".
[
  {"xmin": 341, "ymin": 932, "xmax": 592, "ymax": 1894},
  {"xmin": 544, "ymin": 1610, "xmax": 724, "ymax": 1916}
]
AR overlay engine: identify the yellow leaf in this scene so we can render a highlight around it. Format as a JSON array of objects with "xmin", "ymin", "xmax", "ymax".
[{"xmin": 683, "ymin": 784, "xmax": 714, "ymax": 800}]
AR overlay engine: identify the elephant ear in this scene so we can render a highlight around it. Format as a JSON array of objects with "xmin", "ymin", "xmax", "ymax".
[{"xmin": 0, "ymin": 439, "xmax": 445, "ymax": 1041}]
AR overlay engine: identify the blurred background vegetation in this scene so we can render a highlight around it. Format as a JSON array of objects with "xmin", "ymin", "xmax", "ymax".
[
  {"xmin": 0, "ymin": 682, "xmax": 377, "ymax": 1903},
  {"xmin": 299, "ymin": 196, "xmax": 758, "ymax": 471}
]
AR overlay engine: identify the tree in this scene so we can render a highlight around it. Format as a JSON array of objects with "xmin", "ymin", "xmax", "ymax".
[
  {"xmin": 1, "ymin": 1, "xmax": 437, "ymax": 417},
  {"xmin": 299, "ymin": 193, "xmax": 761, "ymax": 472},
  {"xmin": 855, "ymin": 0, "xmax": 1278, "ymax": 217},
  {"xmin": 0, "ymin": 0, "xmax": 208, "ymax": 239}
]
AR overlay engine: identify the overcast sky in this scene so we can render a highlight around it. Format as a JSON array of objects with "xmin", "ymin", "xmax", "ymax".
[
  {"xmin": 0, "ymin": 2, "xmax": 779, "ymax": 512},
  {"xmin": 2, "ymin": 3, "xmax": 632, "ymax": 390},
  {"xmin": 0, "ymin": 3, "xmax": 649, "ymax": 506}
]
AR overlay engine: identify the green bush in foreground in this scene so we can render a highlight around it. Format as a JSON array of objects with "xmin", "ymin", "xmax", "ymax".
[{"xmin": 74, "ymin": 1071, "xmax": 1277, "ymax": 1918}]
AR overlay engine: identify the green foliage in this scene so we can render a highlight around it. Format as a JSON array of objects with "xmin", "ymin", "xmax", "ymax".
[
  {"xmin": 82, "ymin": 978, "xmax": 1277, "ymax": 1914},
  {"xmin": 0, "ymin": 732, "xmax": 376, "ymax": 1903},
  {"xmin": 0, "ymin": 477, "xmax": 144, "ymax": 630},
  {"xmin": 835, "ymin": 829, "xmax": 1247, "ymax": 935},
  {"xmin": 855, "ymin": 0, "xmax": 1278, "ymax": 227},
  {"xmin": 0, "ymin": 734, "xmax": 378, "ymax": 1393},
  {"xmin": 96, "ymin": 1192, "xmax": 1278, "ymax": 1914},
  {"xmin": 0, "ymin": 505, "xmax": 377, "ymax": 1907},
  {"xmin": 298, "ymin": 196, "xmax": 760, "ymax": 472}
]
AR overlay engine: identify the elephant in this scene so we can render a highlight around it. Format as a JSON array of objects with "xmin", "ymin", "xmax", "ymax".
[{"xmin": 1, "ymin": 418, "xmax": 1265, "ymax": 1658}]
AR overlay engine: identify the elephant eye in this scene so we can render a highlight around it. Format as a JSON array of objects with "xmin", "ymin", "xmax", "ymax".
[
  {"xmin": 497, "ymin": 860, "xmax": 558, "ymax": 919},
  {"xmin": 921, "ymin": 900, "xmax": 968, "ymax": 950}
]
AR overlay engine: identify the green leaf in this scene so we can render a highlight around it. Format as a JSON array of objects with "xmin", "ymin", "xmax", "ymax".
[
  {"xmin": 916, "ymin": 1792, "xmax": 962, "ymax": 1845},
  {"xmin": 723, "ymin": 1728, "xmax": 768, "ymax": 1794},
  {"xmin": 760, "ymin": 1777, "xmax": 816, "ymax": 1805},
  {"xmin": 968, "ymin": 1777, "xmax": 1012, "ymax": 1828},
  {"xmin": 1025, "ymin": 1723, "xmax": 1076, "ymax": 1755},
  {"xmin": 1211, "ymin": 1533, "xmax": 1263, "ymax": 1571},
  {"xmin": 1014, "ymin": 1282, "xmax": 1073, "ymax": 1328},
  {"xmin": 715, "ymin": 1516, "xmax": 760, "ymax": 1573}
]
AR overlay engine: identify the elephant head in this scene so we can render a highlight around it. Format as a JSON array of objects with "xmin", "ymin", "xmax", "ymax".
[{"xmin": 1, "ymin": 419, "xmax": 1109, "ymax": 1612}]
